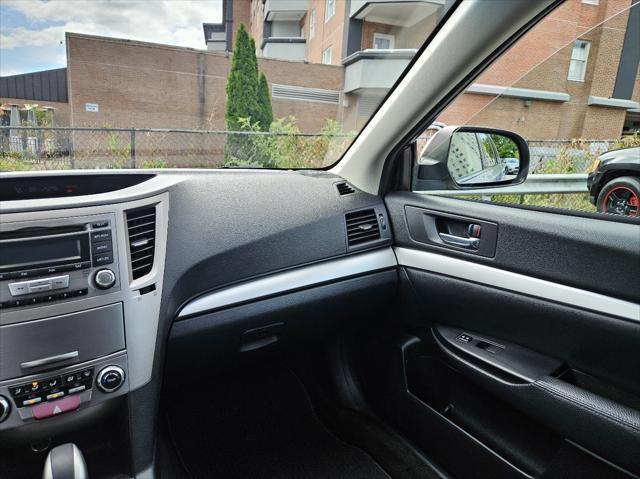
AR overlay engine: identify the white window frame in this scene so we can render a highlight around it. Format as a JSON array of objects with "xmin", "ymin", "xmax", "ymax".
[
  {"xmin": 581, "ymin": 0, "xmax": 599, "ymax": 5},
  {"xmin": 567, "ymin": 39, "xmax": 591, "ymax": 82},
  {"xmin": 325, "ymin": 0, "xmax": 335, "ymax": 22},
  {"xmin": 309, "ymin": 9, "xmax": 316, "ymax": 39},
  {"xmin": 372, "ymin": 32, "xmax": 395, "ymax": 50},
  {"xmin": 322, "ymin": 46, "xmax": 332, "ymax": 65}
]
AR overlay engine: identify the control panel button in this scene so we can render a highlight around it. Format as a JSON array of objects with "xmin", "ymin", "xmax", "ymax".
[
  {"xmin": 45, "ymin": 377, "xmax": 61, "ymax": 390},
  {"xmin": 46, "ymin": 392, "xmax": 64, "ymax": 401},
  {"xmin": 91, "ymin": 220, "xmax": 110, "ymax": 229},
  {"xmin": 91, "ymin": 230, "xmax": 112, "ymax": 242},
  {"xmin": 456, "ymin": 333, "xmax": 473, "ymax": 343},
  {"xmin": 94, "ymin": 269, "xmax": 116, "ymax": 289},
  {"xmin": 0, "ymin": 396, "xmax": 10, "ymax": 423},
  {"xmin": 92, "ymin": 241, "xmax": 112, "ymax": 253},
  {"xmin": 9, "ymin": 385, "xmax": 25, "ymax": 397},
  {"xmin": 8, "ymin": 282, "xmax": 29, "ymax": 296},
  {"xmin": 29, "ymin": 284, "xmax": 51, "ymax": 294},
  {"xmin": 92, "ymin": 253, "xmax": 113, "ymax": 267},
  {"xmin": 51, "ymin": 275, "xmax": 70, "ymax": 290},
  {"xmin": 22, "ymin": 397, "xmax": 42, "ymax": 407},
  {"xmin": 97, "ymin": 366, "xmax": 125, "ymax": 393},
  {"xmin": 68, "ymin": 385, "xmax": 86, "ymax": 395},
  {"xmin": 32, "ymin": 395, "xmax": 81, "ymax": 420}
]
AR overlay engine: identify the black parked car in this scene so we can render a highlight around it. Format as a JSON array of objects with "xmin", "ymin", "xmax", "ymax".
[{"xmin": 587, "ymin": 146, "xmax": 640, "ymax": 217}]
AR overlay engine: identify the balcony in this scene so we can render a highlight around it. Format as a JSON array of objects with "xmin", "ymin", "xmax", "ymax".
[
  {"xmin": 263, "ymin": 0, "xmax": 308, "ymax": 21},
  {"xmin": 349, "ymin": 0, "xmax": 444, "ymax": 26},
  {"xmin": 343, "ymin": 49, "xmax": 416, "ymax": 93},
  {"xmin": 203, "ymin": 23, "xmax": 226, "ymax": 51},
  {"xmin": 262, "ymin": 38, "xmax": 306, "ymax": 61}
]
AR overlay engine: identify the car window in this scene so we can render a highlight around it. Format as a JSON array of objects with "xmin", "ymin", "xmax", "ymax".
[
  {"xmin": 0, "ymin": 0, "xmax": 454, "ymax": 171},
  {"xmin": 416, "ymin": 0, "xmax": 640, "ymax": 220}
]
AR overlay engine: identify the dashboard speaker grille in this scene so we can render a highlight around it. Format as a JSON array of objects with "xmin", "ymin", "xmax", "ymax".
[
  {"xmin": 126, "ymin": 206, "xmax": 156, "ymax": 279},
  {"xmin": 345, "ymin": 209, "xmax": 380, "ymax": 246}
]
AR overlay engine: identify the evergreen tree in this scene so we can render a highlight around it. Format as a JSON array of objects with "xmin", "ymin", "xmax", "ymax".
[
  {"xmin": 225, "ymin": 24, "xmax": 259, "ymax": 131},
  {"xmin": 257, "ymin": 73, "xmax": 273, "ymax": 132}
]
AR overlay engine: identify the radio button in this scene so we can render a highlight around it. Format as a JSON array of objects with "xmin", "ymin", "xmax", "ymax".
[
  {"xmin": 0, "ymin": 272, "xmax": 8, "ymax": 281},
  {"xmin": 92, "ymin": 241, "xmax": 112, "ymax": 253},
  {"xmin": 91, "ymin": 220, "xmax": 110, "ymax": 229},
  {"xmin": 26, "ymin": 297, "xmax": 42, "ymax": 305},
  {"xmin": 91, "ymin": 230, "xmax": 112, "ymax": 242},
  {"xmin": 15, "ymin": 270, "xmax": 33, "ymax": 279},
  {"xmin": 51, "ymin": 276, "xmax": 70, "ymax": 290},
  {"xmin": 29, "ymin": 284, "xmax": 51, "ymax": 294},
  {"xmin": 8, "ymin": 283, "xmax": 29, "ymax": 296},
  {"xmin": 93, "ymin": 253, "xmax": 113, "ymax": 266}
]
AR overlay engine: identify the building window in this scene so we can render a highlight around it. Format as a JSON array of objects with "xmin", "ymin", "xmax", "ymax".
[
  {"xmin": 373, "ymin": 33, "xmax": 395, "ymax": 50},
  {"xmin": 325, "ymin": 0, "xmax": 335, "ymax": 22},
  {"xmin": 581, "ymin": 0, "xmax": 599, "ymax": 5},
  {"xmin": 568, "ymin": 39, "xmax": 591, "ymax": 82},
  {"xmin": 309, "ymin": 9, "xmax": 316, "ymax": 39},
  {"xmin": 322, "ymin": 46, "xmax": 332, "ymax": 65}
]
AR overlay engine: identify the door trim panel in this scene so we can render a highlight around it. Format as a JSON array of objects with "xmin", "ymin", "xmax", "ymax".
[{"xmin": 395, "ymin": 247, "xmax": 640, "ymax": 322}]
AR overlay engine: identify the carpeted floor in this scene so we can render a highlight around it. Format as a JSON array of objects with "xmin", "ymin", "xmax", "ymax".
[{"xmin": 165, "ymin": 367, "xmax": 391, "ymax": 479}]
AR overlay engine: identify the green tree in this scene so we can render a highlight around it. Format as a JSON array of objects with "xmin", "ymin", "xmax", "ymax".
[
  {"xmin": 257, "ymin": 73, "xmax": 273, "ymax": 132},
  {"xmin": 225, "ymin": 24, "xmax": 259, "ymax": 131}
]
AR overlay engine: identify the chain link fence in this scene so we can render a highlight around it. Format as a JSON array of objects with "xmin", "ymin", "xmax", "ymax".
[
  {"xmin": 2, "ymin": 126, "xmax": 636, "ymax": 214},
  {"xmin": 0, "ymin": 127, "xmax": 354, "ymax": 171}
]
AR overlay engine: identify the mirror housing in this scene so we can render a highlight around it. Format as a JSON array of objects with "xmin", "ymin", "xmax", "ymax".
[{"xmin": 415, "ymin": 126, "xmax": 530, "ymax": 191}]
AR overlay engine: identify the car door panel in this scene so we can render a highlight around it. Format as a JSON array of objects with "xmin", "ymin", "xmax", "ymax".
[
  {"xmin": 386, "ymin": 192, "xmax": 640, "ymax": 302},
  {"xmin": 365, "ymin": 192, "xmax": 640, "ymax": 478}
]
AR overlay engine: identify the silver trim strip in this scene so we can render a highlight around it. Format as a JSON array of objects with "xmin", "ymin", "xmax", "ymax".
[
  {"xmin": 395, "ymin": 247, "xmax": 640, "ymax": 322},
  {"xmin": 178, "ymin": 248, "xmax": 398, "ymax": 318}
]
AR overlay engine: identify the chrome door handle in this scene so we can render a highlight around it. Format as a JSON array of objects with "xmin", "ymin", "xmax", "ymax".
[
  {"xmin": 439, "ymin": 233, "xmax": 480, "ymax": 250},
  {"xmin": 20, "ymin": 351, "xmax": 79, "ymax": 369}
]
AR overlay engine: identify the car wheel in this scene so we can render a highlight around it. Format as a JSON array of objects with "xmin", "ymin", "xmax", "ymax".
[{"xmin": 596, "ymin": 176, "xmax": 640, "ymax": 217}]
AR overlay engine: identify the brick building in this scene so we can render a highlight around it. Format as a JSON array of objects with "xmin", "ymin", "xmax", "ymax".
[{"xmin": 1, "ymin": 0, "xmax": 639, "ymax": 140}]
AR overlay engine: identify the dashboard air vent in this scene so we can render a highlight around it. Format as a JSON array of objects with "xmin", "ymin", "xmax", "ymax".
[
  {"xmin": 346, "ymin": 209, "xmax": 380, "ymax": 246},
  {"xmin": 336, "ymin": 182, "xmax": 355, "ymax": 195},
  {"xmin": 126, "ymin": 206, "xmax": 156, "ymax": 279}
]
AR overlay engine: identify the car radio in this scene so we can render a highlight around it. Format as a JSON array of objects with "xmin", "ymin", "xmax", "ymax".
[{"xmin": 0, "ymin": 214, "xmax": 121, "ymax": 312}]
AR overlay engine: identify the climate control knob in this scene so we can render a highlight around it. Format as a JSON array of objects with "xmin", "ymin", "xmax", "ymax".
[
  {"xmin": 0, "ymin": 395, "xmax": 10, "ymax": 423},
  {"xmin": 96, "ymin": 366, "xmax": 125, "ymax": 393},
  {"xmin": 94, "ymin": 268, "xmax": 116, "ymax": 290}
]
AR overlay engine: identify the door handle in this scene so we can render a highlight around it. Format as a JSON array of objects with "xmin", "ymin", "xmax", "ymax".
[{"xmin": 439, "ymin": 232, "xmax": 480, "ymax": 250}]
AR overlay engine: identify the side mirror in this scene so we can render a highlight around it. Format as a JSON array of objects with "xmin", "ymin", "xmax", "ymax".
[{"xmin": 415, "ymin": 126, "xmax": 530, "ymax": 190}]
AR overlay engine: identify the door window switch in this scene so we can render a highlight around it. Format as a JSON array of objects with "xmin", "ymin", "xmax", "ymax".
[{"xmin": 456, "ymin": 333, "xmax": 473, "ymax": 343}]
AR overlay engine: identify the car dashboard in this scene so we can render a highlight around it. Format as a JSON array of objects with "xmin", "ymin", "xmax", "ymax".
[{"xmin": 0, "ymin": 169, "xmax": 395, "ymax": 476}]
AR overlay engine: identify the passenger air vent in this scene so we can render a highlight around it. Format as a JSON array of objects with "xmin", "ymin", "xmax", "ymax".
[
  {"xmin": 346, "ymin": 209, "xmax": 381, "ymax": 246},
  {"xmin": 336, "ymin": 182, "xmax": 355, "ymax": 195},
  {"xmin": 126, "ymin": 206, "xmax": 156, "ymax": 279}
]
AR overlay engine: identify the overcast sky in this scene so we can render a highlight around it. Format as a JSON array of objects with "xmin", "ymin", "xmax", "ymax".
[{"xmin": 0, "ymin": 0, "xmax": 223, "ymax": 76}]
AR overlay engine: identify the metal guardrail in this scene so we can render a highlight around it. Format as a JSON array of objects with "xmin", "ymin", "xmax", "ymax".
[{"xmin": 423, "ymin": 174, "xmax": 588, "ymax": 196}]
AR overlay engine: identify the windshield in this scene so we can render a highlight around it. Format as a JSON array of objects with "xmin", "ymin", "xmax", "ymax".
[{"xmin": 0, "ymin": 0, "xmax": 452, "ymax": 171}]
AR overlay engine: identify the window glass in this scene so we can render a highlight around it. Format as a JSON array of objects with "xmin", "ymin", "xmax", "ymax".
[
  {"xmin": 322, "ymin": 47, "xmax": 332, "ymax": 65},
  {"xmin": 325, "ymin": 0, "xmax": 335, "ymax": 22},
  {"xmin": 417, "ymin": 1, "xmax": 640, "ymax": 220},
  {"xmin": 0, "ymin": 0, "xmax": 454, "ymax": 171},
  {"xmin": 309, "ymin": 10, "xmax": 316, "ymax": 39},
  {"xmin": 373, "ymin": 33, "xmax": 395, "ymax": 50},
  {"xmin": 568, "ymin": 40, "xmax": 591, "ymax": 82}
]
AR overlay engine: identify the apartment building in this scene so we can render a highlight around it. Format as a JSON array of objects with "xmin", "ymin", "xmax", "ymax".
[
  {"xmin": 202, "ymin": 0, "xmax": 639, "ymax": 138},
  {"xmin": 1, "ymin": 0, "xmax": 637, "ymax": 140}
]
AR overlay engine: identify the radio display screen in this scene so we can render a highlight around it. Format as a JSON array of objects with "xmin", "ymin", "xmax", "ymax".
[{"xmin": 0, "ymin": 234, "xmax": 87, "ymax": 271}]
